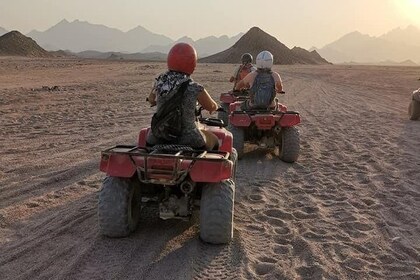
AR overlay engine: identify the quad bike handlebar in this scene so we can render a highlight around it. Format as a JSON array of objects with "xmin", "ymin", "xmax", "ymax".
[
  {"xmin": 231, "ymin": 89, "xmax": 250, "ymax": 97},
  {"xmin": 196, "ymin": 106, "xmax": 227, "ymax": 127}
]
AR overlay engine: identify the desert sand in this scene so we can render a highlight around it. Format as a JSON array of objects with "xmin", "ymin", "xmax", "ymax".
[{"xmin": 0, "ymin": 57, "xmax": 419, "ymax": 279}]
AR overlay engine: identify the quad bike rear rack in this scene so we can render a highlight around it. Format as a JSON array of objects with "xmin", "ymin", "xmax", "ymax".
[
  {"xmin": 229, "ymin": 110, "xmax": 301, "ymax": 128},
  {"xmin": 232, "ymin": 110, "xmax": 300, "ymax": 115},
  {"xmin": 100, "ymin": 145, "xmax": 233, "ymax": 185}
]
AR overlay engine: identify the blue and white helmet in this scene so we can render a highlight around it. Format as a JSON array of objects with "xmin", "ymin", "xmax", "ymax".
[{"xmin": 256, "ymin": 50, "xmax": 273, "ymax": 70}]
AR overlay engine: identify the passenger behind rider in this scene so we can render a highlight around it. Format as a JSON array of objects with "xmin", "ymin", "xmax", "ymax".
[
  {"xmin": 229, "ymin": 53, "xmax": 256, "ymax": 90},
  {"xmin": 235, "ymin": 50, "xmax": 283, "ymax": 110},
  {"xmin": 147, "ymin": 43, "xmax": 219, "ymax": 150}
]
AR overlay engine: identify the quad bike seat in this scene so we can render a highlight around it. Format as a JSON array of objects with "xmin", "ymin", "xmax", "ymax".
[{"xmin": 198, "ymin": 117, "xmax": 227, "ymax": 128}]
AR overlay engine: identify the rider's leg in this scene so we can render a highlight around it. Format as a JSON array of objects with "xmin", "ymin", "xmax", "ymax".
[
  {"xmin": 146, "ymin": 130, "xmax": 158, "ymax": 146},
  {"xmin": 200, "ymin": 129, "xmax": 219, "ymax": 150}
]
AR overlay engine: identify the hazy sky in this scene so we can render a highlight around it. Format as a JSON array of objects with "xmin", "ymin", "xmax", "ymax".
[{"xmin": 0, "ymin": 0, "xmax": 419, "ymax": 48}]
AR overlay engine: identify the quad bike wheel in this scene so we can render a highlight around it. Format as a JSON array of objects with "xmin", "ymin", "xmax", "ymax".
[
  {"xmin": 98, "ymin": 176, "xmax": 140, "ymax": 237},
  {"xmin": 229, "ymin": 125, "xmax": 244, "ymax": 159},
  {"xmin": 279, "ymin": 127, "xmax": 300, "ymax": 163},
  {"xmin": 408, "ymin": 100, "xmax": 420, "ymax": 120},
  {"xmin": 217, "ymin": 103, "xmax": 229, "ymax": 126},
  {"xmin": 200, "ymin": 179, "xmax": 235, "ymax": 244}
]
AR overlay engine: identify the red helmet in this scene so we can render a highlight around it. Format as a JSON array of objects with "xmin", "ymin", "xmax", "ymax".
[{"xmin": 167, "ymin": 43, "xmax": 197, "ymax": 75}]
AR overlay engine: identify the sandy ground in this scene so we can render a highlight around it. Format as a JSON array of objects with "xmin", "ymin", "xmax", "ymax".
[{"xmin": 0, "ymin": 57, "xmax": 419, "ymax": 280}]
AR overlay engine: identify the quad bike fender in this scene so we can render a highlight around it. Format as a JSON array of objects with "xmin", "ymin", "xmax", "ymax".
[
  {"xmin": 100, "ymin": 152, "xmax": 136, "ymax": 178},
  {"xmin": 138, "ymin": 127, "xmax": 150, "ymax": 147},
  {"xmin": 189, "ymin": 159, "xmax": 233, "ymax": 182},
  {"xmin": 279, "ymin": 113, "xmax": 301, "ymax": 127},
  {"xmin": 206, "ymin": 126, "xmax": 233, "ymax": 153},
  {"xmin": 230, "ymin": 113, "xmax": 252, "ymax": 127},
  {"xmin": 220, "ymin": 92, "xmax": 236, "ymax": 104}
]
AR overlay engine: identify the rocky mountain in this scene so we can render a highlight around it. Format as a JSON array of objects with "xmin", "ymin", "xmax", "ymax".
[
  {"xmin": 26, "ymin": 19, "xmax": 244, "ymax": 56},
  {"xmin": 380, "ymin": 25, "xmax": 420, "ymax": 47},
  {"xmin": 143, "ymin": 33, "xmax": 243, "ymax": 57},
  {"xmin": 313, "ymin": 26, "xmax": 420, "ymax": 64},
  {"xmin": 0, "ymin": 31, "xmax": 51, "ymax": 57},
  {"xmin": 27, "ymin": 19, "xmax": 173, "ymax": 53},
  {"xmin": 195, "ymin": 34, "xmax": 244, "ymax": 57},
  {"xmin": 143, "ymin": 36, "xmax": 194, "ymax": 54},
  {"xmin": 0, "ymin": 27, "xmax": 7, "ymax": 36},
  {"xmin": 200, "ymin": 27, "xmax": 330, "ymax": 65}
]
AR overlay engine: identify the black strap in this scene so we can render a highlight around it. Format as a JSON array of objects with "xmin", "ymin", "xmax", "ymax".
[
  {"xmin": 156, "ymin": 79, "xmax": 190, "ymax": 113},
  {"xmin": 167, "ymin": 79, "xmax": 190, "ymax": 104}
]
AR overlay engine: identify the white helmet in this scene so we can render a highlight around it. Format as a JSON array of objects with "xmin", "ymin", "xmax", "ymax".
[{"xmin": 256, "ymin": 50, "xmax": 273, "ymax": 69}]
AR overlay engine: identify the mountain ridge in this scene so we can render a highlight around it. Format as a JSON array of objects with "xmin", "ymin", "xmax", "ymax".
[
  {"xmin": 26, "ymin": 19, "xmax": 245, "ymax": 56},
  {"xmin": 0, "ymin": 27, "xmax": 7, "ymax": 36},
  {"xmin": 27, "ymin": 19, "xmax": 173, "ymax": 53},
  {"xmin": 143, "ymin": 33, "xmax": 243, "ymax": 57},
  {"xmin": 314, "ymin": 25, "xmax": 420, "ymax": 63},
  {"xmin": 200, "ymin": 27, "xmax": 330, "ymax": 65}
]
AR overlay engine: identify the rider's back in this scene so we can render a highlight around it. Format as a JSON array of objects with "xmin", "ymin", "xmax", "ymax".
[{"xmin": 249, "ymin": 70, "xmax": 276, "ymax": 109}]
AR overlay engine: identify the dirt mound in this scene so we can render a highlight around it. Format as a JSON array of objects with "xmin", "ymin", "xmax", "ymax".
[
  {"xmin": 200, "ymin": 27, "xmax": 330, "ymax": 65},
  {"xmin": 0, "ymin": 31, "xmax": 51, "ymax": 57}
]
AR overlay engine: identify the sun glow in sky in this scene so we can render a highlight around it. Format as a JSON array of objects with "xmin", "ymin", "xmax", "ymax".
[{"xmin": 394, "ymin": 0, "xmax": 420, "ymax": 24}]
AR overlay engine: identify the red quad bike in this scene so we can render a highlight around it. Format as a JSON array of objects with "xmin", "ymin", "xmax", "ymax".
[
  {"xmin": 217, "ymin": 90, "xmax": 250, "ymax": 125},
  {"xmin": 228, "ymin": 93, "xmax": 301, "ymax": 162},
  {"xmin": 98, "ymin": 110, "xmax": 237, "ymax": 244}
]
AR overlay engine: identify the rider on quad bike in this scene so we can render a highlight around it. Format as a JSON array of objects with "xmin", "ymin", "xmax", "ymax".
[
  {"xmin": 98, "ymin": 43, "xmax": 237, "ymax": 245},
  {"xmin": 218, "ymin": 53, "xmax": 256, "ymax": 125},
  {"xmin": 229, "ymin": 53, "xmax": 256, "ymax": 89},
  {"xmin": 147, "ymin": 43, "xmax": 219, "ymax": 150},
  {"xmin": 235, "ymin": 50, "xmax": 283, "ymax": 110},
  {"xmin": 228, "ymin": 50, "xmax": 301, "ymax": 162},
  {"xmin": 409, "ymin": 88, "xmax": 420, "ymax": 120}
]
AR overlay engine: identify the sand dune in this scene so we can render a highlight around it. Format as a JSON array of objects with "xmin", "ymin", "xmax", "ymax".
[{"xmin": 0, "ymin": 58, "xmax": 419, "ymax": 279}]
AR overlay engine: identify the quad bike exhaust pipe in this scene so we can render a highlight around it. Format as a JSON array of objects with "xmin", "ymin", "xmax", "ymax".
[{"xmin": 180, "ymin": 179, "xmax": 195, "ymax": 194}]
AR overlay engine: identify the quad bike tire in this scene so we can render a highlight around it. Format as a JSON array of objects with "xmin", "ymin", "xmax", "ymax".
[
  {"xmin": 279, "ymin": 127, "xmax": 300, "ymax": 163},
  {"xmin": 408, "ymin": 100, "xmax": 420, "ymax": 120},
  {"xmin": 229, "ymin": 125, "xmax": 244, "ymax": 159},
  {"xmin": 200, "ymin": 179, "xmax": 235, "ymax": 244},
  {"xmin": 98, "ymin": 176, "xmax": 140, "ymax": 237},
  {"xmin": 217, "ymin": 103, "xmax": 229, "ymax": 126}
]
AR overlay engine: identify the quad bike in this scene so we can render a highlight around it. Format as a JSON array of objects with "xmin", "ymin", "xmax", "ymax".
[
  {"xmin": 217, "ymin": 89, "xmax": 250, "ymax": 125},
  {"xmin": 228, "ymin": 94, "xmax": 301, "ymax": 162},
  {"xmin": 408, "ymin": 88, "xmax": 420, "ymax": 120},
  {"xmin": 98, "ymin": 108, "xmax": 237, "ymax": 244}
]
